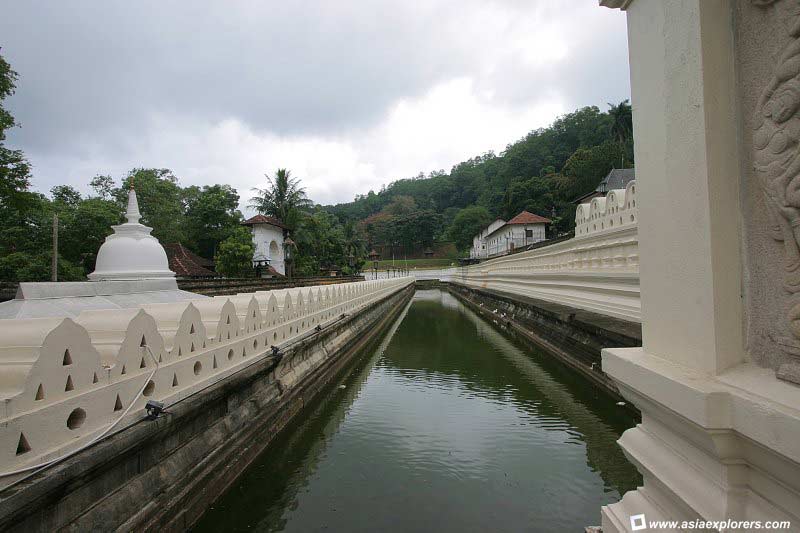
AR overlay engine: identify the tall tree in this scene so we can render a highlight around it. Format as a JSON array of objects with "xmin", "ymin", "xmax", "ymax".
[
  {"xmin": 0, "ymin": 50, "xmax": 36, "ymax": 231},
  {"xmin": 117, "ymin": 168, "xmax": 187, "ymax": 245},
  {"xmin": 0, "ymin": 49, "xmax": 17, "ymax": 140},
  {"xmin": 51, "ymin": 185, "xmax": 82, "ymax": 209},
  {"xmin": 556, "ymin": 141, "xmax": 628, "ymax": 201},
  {"xmin": 607, "ymin": 100, "xmax": 633, "ymax": 144},
  {"xmin": 215, "ymin": 227, "xmax": 254, "ymax": 278},
  {"xmin": 249, "ymin": 169, "xmax": 312, "ymax": 230},
  {"xmin": 342, "ymin": 221, "xmax": 366, "ymax": 274},
  {"xmin": 54, "ymin": 195, "xmax": 120, "ymax": 274},
  {"xmin": 447, "ymin": 206, "xmax": 492, "ymax": 252},
  {"xmin": 503, "ymin": 176, "xmax": 558, "ymax": 221},
  {"xmin": 0, "ymin": 49, "xmax": 52, "ymax": 280},
  {"xmin": 89, "ymin": 174, "xmax": 115, "ymax": 199},
  {"xmin": 184, "ymin": 184, "xmax": 243, "ymax": 258},
  {"xmin": 293, "ymin": 208, "xmax": 344, "ymax": 275}
]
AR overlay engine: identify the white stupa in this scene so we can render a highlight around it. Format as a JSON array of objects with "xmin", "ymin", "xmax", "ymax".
[
  {"xmin": 0, "ymin": 184, "xmax": 202, "ymax": 319},
  {"xmin": 88, "ymin": 185, "xmax": 175, "ymax": 281}
]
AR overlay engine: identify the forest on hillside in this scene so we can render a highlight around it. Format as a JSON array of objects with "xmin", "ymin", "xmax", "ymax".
[{"xmin": 325, "ymin": 103, "xmax": 633, "ymax": 252}]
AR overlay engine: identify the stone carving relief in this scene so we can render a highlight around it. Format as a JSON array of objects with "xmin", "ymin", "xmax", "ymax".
[{"xmin": 753, "ymin": 0, "xmax": 800, "ymax": 383}]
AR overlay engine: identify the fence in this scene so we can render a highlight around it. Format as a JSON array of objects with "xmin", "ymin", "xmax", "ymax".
[{"xmin": 0, "ymin": 278, "xmax": 412, "ymax": 481}]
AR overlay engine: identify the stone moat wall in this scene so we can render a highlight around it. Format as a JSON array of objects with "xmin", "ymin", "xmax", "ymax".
[{"xmin": 444, "ymin": 283, "xmax": 641, "ymax": 399}]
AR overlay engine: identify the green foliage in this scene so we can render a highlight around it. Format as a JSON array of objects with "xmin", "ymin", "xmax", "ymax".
[
  {"xmin": 51, "ymin": 185, "xmax": 82, "ymax": 209},
  {"xmin": 557, "ymin": 141, "xmax": 626, "ymax": 201},
  {"xmin": 0, "ymin": 49, "xmax": 48, "ymax": 282},
  {"xmin": 383, "ymin": 195, "xmax": 418, "ymax": 216},
  {"xmin": 0, "ymin": 49, "xmax": 38, "ymax": 247},
  {"xmin": 447, "ymin": 206, "xmax": 492, "ymax": 251},
  {"xmin": 0, "ymin": 252, "xmax": 84, "ymax": 282},
  {"xmin": 608, "ymin": 99, "xmax": 633, "ymax": 144},
  {"xmin": 341, "ymin": 221, "xmax": 366, "ymax": 274},
  {"xmin": 59, "ymin": 197, "xmax": 121, "ymax": 272},
  {"xmin": 0, "ymin": 148, "xmax": 37, "ymax": 250},
  {"xmin": 0, "ymin": 51, "xmax": 17, "ymax": 140},
  {"xmin": 89, "ymin": 175, "xmax": 114, "ymax": 199},
  {"xmin": 2, "ymin": 179, "xmax": 121, "ymax": 279},
  {"xmin": 215, "ymin": 227, "xmax": 255, "ymax": 278},
  {"xmin": 184, "ymin": 184, "xmax": 243, "ymax": 258},
  {"xmin": 293, "ymin": 208, "xmax": 367, "ymax": 276},
  {"xmin": 504, "ymin": 177, "xmax": 555, "ymax": 220},
  {"xmin": 117, "ymin": 168, "xmax": 186, "ymax": 245},
  {"xmin": 394, "ymin": 209, "xmax": 442, "ymax": 249},
  {"xmin": 249, "ymin": 169, "xmax": 312, "ymax": 230},
  {"xmin": 0, "ymin": 166, "xmax": 244, "ymax": 280}
]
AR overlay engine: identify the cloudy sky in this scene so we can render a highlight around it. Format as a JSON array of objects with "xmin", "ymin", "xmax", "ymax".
[{"xmin": 0, "ymin": 1, "xmax": 629, "ymax": 211}]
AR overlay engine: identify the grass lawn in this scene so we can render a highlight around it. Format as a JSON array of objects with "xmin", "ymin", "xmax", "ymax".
[{"xmin": 372, "ymin": 258, "xmax": 456, "ymax": 269}]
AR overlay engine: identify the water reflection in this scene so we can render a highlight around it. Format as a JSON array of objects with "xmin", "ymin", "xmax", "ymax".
[{"xmin": 195, "ymin": 289, "xmax": 640, "ymax": 533}]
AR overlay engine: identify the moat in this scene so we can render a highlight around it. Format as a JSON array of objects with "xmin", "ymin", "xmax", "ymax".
[{"xmin": 195, "ymin": 289, "xmax": 640, "ymax": 532}]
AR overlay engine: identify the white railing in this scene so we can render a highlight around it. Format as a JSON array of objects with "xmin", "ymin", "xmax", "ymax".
[
  {"xmin": 0, "ymin": 277, "xmax": 412, "ymax": 479},
  {"xmin": 366, "ymin": 268, "xmax": 456, "ymax": 281},
  {"xmin": 450, "ymin": 181, "xmax": 639, "ymax": 322}
]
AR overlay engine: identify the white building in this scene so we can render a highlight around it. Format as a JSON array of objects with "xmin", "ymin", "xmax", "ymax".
[
  {"xmin": 573, "ymin": 168, "xmax": 636, "ymax": 205},
  {"xmin": 470, "ymin": 211, "xmax": 550, "ymax": 259},
  {"xmin": 470, "ymin": 218, "xmax": 505, "ymax": 259},
  {"xmin": 242, "ymin": 215, "xmax": 287, "ymax": 276}
]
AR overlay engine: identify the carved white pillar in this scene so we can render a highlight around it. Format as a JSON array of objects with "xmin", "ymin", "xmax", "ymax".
[{"xmin": 601, "ymin": 0, "xmax": 800, "ymax": 531}]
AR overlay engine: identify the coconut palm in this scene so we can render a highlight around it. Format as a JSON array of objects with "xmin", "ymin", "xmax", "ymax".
[
  {"xmin": 607, "ymin": 100, "xmax": 633, "ymax": 144},
  {"xmin": 249, "ymin": 168, "xmax": 312, "ymax": 230},
  {"xmin": 342, "ymin": 221, "xmax": 365, "ymax": 273}
]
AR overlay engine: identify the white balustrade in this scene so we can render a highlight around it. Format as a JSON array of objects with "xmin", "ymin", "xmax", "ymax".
[{"xmin": 0, "ymin": 277, "xmax": 412, "ymax": 478}]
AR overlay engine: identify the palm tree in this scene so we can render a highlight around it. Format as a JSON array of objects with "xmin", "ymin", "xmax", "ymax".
[
  {"xmin": 607, "ymin": 100, "xmax": 633, "ymax": 145},
  {"xmin": 342, "ymin": 221, "xmax": 365, "ymax": 272},
  {"xmin": 249, "ymin": 169, "xmax": 312, "ymax": 230}
]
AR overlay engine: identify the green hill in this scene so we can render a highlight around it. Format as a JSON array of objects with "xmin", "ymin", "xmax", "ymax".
[{"xmin": 324, "ymin": 102, "xmax": 633, "ymax": 253}]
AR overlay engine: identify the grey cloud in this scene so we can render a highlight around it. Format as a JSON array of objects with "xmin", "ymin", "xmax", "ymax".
[
  {"xmin": 1, "ymin": 1, "xmax": 469, "ymax": 150},
  {"xmin": 0, "ymin": 0, "xmax": 629, "ymax": 201}
]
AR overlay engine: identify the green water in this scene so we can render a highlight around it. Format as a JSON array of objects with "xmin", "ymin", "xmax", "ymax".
[{"xmin": 195, "ymin": 289, "xmax": 640, "ymax": 532}]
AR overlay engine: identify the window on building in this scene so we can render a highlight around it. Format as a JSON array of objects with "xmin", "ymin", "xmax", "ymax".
[{"xmin": 525, "ymin": 229, "xmax": 533, "ymax": 238}]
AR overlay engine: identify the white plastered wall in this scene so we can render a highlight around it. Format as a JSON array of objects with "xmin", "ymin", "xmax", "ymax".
[
  {"xmin": 599, "ymin": 1, "xmax": 800, "ymax": 530},
  {"xmin": 251, "ymin": 224, "xmax": 285, "ymax": 275}
]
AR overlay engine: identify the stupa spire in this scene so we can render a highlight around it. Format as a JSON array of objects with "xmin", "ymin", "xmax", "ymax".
[{"xmin": 125, "ymin": 187, "xmax": 141, "ymax": 224}]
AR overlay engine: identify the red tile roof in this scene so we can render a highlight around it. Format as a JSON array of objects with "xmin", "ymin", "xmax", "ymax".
[
  {"xmin": 506, "ymin": 211, "xmax": 551, "ymax": 225},
  {"xmin": 241, "ymin": 214, "xmax": 288, "ymax": 229},
  {"xmin": 163, "ymin": 243, "xmax": 217, "ymax": 278}
]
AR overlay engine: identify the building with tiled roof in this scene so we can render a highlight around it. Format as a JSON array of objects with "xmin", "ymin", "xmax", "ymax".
[
  {"xmin": 163, "ymin": 243, "xmax": 217, "ymax": 278},
  {"xmin": 469, "ymin": 210, "xmax": 551, "ymax": 259},
  {"xmin": 573, "ymin": 168, "xmax": 635, "ymax": 204},
  {"xmin": 241, "ymin": 214, "xmax": 289, "ymax": 229},
  {"xmin": 506, "ymin": 211, "xmax": 552, "ymax": 225},
  {"xmin": 242, "ymin": 214, "xmax": 287, "ymax": 275}
]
